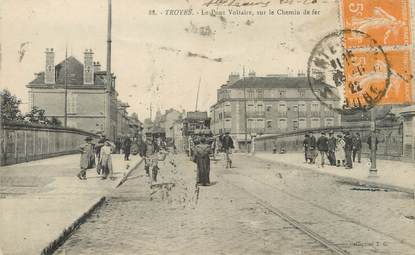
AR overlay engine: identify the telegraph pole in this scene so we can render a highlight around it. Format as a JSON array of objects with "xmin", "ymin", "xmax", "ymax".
[
  {"xmin": 64, "ymin": 46, "xmax": 68, "ymax": 128},
  {"xmin": 105, "ymin": 0, "xmax": 112, "ymax": 139}
]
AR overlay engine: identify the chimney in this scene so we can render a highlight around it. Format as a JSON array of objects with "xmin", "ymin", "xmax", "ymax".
[
  {"xmin": 93, "ymin": 61, "xmax": 101, "ymax": 72},
  {"xmin": 83, "ymin": 49, "xmax": 94, "ymax": 84},
  {"xmin": 45, "ymin": 48, "xmax": 55, "ymax": 84},
  {"xmin": 227, "ymin": 72, "xmax": 240, "ymax": 85}
]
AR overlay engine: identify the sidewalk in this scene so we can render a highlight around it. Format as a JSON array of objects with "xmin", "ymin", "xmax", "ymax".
[
  {"xmin": 0, "ymin": 154, "xmax": 142, "ymax": 255},
  {"xmin": 255, "ymin": 152, "xmax": 415, "ymax": 195}
]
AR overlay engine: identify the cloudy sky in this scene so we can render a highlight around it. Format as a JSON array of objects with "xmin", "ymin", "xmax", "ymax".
[{"xmin": 1, "ymin": 0, "xmax": 340, "ymax": 120}]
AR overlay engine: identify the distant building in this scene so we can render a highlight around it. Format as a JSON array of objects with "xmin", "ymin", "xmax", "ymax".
[
  {"xmin": 157, "ymin": 108, "xmax": 183, "ymax": 139},
  {"xmin": 27, "ymin": 48, "xmax": 119, "ymax": 137},
  {"xmin": 209, "ymin": 72, "xmax": 341, "ymax": 148}
]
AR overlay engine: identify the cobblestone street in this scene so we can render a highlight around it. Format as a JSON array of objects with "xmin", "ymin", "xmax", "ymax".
[{"xmin": 55, "ymin": 154, "xmax": 415, "ymax": 255}]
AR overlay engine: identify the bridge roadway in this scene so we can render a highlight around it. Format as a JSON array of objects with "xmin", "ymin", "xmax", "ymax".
[{"xmin": 55, "ymin": 153, "xmax": 415, "ymax": 255}]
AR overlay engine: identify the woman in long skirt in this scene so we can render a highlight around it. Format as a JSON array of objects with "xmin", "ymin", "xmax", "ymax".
[
  {"xmin": 192, "ymin": 137, "xmax": 211, "ymax": 186},
  {"xmin": 99, "ymin": 140, "xmax": 115, "ymax": 179}
]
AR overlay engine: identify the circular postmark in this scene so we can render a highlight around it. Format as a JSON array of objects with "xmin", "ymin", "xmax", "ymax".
[{"xmin": 307, "ymin": 29, "xmax": 391, "ymax": 115}]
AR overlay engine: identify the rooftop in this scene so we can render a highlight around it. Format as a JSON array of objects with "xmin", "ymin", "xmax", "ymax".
[
  {"xmin": 226, "ymin": 76, "xmax": 330, "ymax": 90},
  {"xmin": 28, "ymin": 56, "xmax": 111, "ymax": 86}
]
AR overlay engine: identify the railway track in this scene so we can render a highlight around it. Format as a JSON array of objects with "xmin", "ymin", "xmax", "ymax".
[
  {"xmin": 221, "ymin": 169, "xmax": 415, "ymax": 255},
  {"xmin": 244, "ymin": 173, "xmax": 415, "ymax": 250},
  {"xmin": 224, "ymin": 178, "xmax": 350, "ymax": 255}
]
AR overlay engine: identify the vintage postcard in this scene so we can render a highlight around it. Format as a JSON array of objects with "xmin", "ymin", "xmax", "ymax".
[{"xmin": 1, "ymin": 0, "xmax": 415, "ymax": 254}]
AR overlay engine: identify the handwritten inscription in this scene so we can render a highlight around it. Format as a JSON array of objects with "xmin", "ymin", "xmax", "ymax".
[{"xmin": 203, "ymin": 0, "xmax": 271, "ymax": 8}]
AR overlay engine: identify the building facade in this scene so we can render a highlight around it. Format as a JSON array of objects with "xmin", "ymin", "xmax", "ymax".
[
  {"xmin": 27, "ymin": 48, "xmax": 119, "ymax": 138},
  {"xmin": 210, "ymin": 73, "xmax": 341, "ymax": 147}
]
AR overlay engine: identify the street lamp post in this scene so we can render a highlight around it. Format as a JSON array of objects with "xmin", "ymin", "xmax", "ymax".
[{"xmin": 369, "ymin": 108, "xmax": 378, "ymax": 177}]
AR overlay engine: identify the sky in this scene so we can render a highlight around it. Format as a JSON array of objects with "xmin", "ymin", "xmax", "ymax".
[{"xmin": 0, "ymin": 0, "xmax": 340, "ymax": 120}]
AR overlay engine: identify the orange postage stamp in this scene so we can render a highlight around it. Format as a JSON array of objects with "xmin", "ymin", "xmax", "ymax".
[{"xmin": 342, "ymin": 0, "xmax": 413, "ymax": 107}]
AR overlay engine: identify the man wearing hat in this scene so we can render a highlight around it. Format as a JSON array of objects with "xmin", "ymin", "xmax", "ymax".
[
  {"xmin": 317, "ymin": 131, "xmax": 329, "ymax": 167},
  {"xmin": 327, "ymin": 131, "xmax": 337, "ymax": 166},
  {"xmin": 77, "ymin": 136, "xmax": 96, "ymax": 180},
  {"xmin": 344, "ymin": 131, "xmax": 353, "ymax": 169}
]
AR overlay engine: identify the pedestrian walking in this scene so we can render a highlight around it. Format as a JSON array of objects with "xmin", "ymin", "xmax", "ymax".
[
  {"xmin": 99, "ymin": 139, "xmax": 115, "ymax": 180},
  {"xmin": 143, "ymin": 136, "xmax": 160, "ymax": 181},
  {"xmin": 327, "ymin": 131, "xmax": 337, "ymax": 166},
  {"xmin": 95, "ymin": 133, "xmax": 106, "ymax": 175},
  {"xmin": 352, "ymin": 132, "xmax": 362, "ymax": 163},
  {"xmin": 344, "ymin": 131, "xmax": 353, "ymax": 169},
  {"xmin": 336, "ymin": 134, "xmax": 345, "ymax": 167},
  {"xmin": 221, "ymin": 132, "xmax": 234, "ymax": 168},
  {"xmin": 317, "ymin": 132, "xmax": 329, "ymax": 167},
  {"xmin": 192, "ymin": 137, "xmax": 211, "ymax": 186},
  {"xmin": 123, "ymin": 135, "xmax": 132, "ymax": 161},
  {"xmin": 309, "ymin": 132, "xmax": 317, "ymax": 164},
  {"xmin": 303, "ymin": 134, "xmax": 311, "ymax": 163},
  {"xmin": 77, "ymin": 136, "xmax": 96, "ymax": 180}
]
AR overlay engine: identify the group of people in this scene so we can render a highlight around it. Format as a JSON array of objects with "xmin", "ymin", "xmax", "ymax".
[
  {"xmin": 303, "ymin": 130, "xmax": 365, "ymax": 169},
  {"xmin": 78, "ymin": 133, "xmax": 116, "ymax": 180}
]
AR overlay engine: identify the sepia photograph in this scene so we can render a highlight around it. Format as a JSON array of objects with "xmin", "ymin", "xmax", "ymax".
[{"xmin": 0, "ymin": 0, "xmax": 414, "ymax": 254}]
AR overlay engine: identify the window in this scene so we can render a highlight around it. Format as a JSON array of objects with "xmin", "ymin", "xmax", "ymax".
[
  {"xmin": 311, "ymin": 118, "xmax": 320, "ymax": 128},
  {"xmin": 257, "ymin": 103, "xmax": 264, "ymax": 112},
  {"xmin": 299, "ymin": 102, "xmax": 306, "ymax": 112},
  {"xmin": 247, "ymin": 118, "xmax": 254, "ymax": 130},
  {"xmin": 311, "ymin": 102, "xmax": 320, "ymax": 112},
  {"xmin": 68, "ymin": 94, "xmax": 77, "ymax": 114},
  {"xmin": 266, "ymin": 105, "xmax": 272, "ymax": 112},
  {"xmin": 325, "ymin": 118, "xmax": 334, "ymax": 127},
  {"xmin": 247, "ymin": 89, "xmax": 255, "ymax": 98},
  {"xmin": 292, "ymin": 105, "xmax": 298, "ymax": 112},
  {"xmin": 278, "ymin": 102, "xmax": 287, "ymax": 112},
  {"xmin": 225, "ymin": 102, "xmax": 231, "ymax": 112},
  {"xmin": 256, "ymin": 118, "xmax": 265, "ymax": 129},
  {"xmin": 293, "ymin": 120, "xmax": 299, "ymax": 130},
  {"xmin": 279, "ymin": 90, "xmax": 286, "ymax": 98},
  {"xmin": 247, "ymin": 103, "xmax": 254, "ymax": 112},
  {"xmin": 266, "ymin": 120, "xmax": 272, "ymax": 129},
  {"xmin": 278, "ymin": 118, "xmax": 287, "ymax": 129},
  {"xmin": 298, "ymin": 89, "xmax": 306, "ymax": 97},
  {"xmin": 299, "ymin": 118, "xmax": 307, "ymax": 129},
  {"xmin": 257, "ymin": 89, "xmax": 264, "ymax": 98},
  {"xmin": 219, "ymin": 112, "xmax": 222, "ymax": 119},
  {"xmin": 225, "ymin": 118, "xmax": 232, "ymax": 129}
]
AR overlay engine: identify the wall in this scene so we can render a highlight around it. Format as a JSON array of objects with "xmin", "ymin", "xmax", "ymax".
[
  {"xmin": 0, "ymin": 122, "xmax": 98, "ymax": 166},
  {"xmin": 254, "ymin": 123, "xmax": 404, "ymax": 161}
]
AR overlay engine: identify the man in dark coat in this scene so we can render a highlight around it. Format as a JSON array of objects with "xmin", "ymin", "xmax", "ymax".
[
  {"xmin": 192, "ymin": 137, "xmax": 211, "ymax": 186},
  {"xmin": 327, "ymin": 131, "xmax": 337, "ymax": 166},
  {"xmin": 77, "ymin": 136, "xmax": 96, "ymax": 180},
  {"xmin": 303, "ymin": 134, "xmax": 310, "ymax": 163},
  {"xmin": 344, "ymin": 131, "xmax": 353, "ymax": 169},
  {"xmin": 221, "ymin": 133, "xmax": 234, "ymax": 168},
  {"xmin": 309, "ymin": 132, "xmax": 317, "ymax": 164},
  {"xmin": 317, "ymin": 132, "xmax": 329, "ymax": 167},
  {"xmin": 123, "ymin": 135, "xmax": 132, "ymax": 161},
  {"xmin": 352, "ymin": 132, "xmax": 362, "ymax": 163}
]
